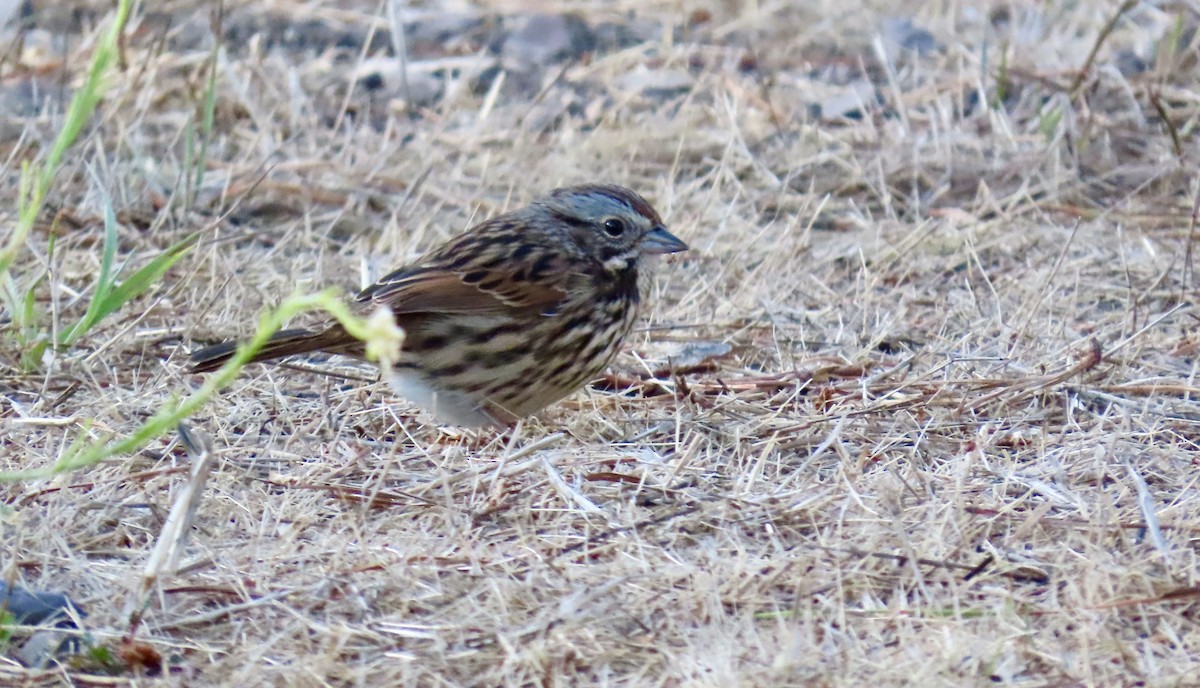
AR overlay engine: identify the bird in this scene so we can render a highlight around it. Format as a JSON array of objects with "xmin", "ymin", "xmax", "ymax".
[{"xmin": 188, "ymin": 184, "xmax": 688, "ymax": 427}]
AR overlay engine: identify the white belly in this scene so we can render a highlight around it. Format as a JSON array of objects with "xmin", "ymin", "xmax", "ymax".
[{"xmin": 388, "ymin": 368, "xmax": 496, "ymax": 428}]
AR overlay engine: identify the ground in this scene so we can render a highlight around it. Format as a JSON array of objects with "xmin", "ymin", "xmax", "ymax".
[{"xmin": 2, "ymin": 0, "xmax": 1199, "ymax": 685}]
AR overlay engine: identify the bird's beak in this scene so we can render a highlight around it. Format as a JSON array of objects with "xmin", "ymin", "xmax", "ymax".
[{"xmin": 640, "ymin": 225, "xmax": 689, "ymax": 254}]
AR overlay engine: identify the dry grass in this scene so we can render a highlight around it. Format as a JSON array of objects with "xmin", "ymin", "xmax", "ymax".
[{"xmin": 3, "ymin": 0, "xmax": 1200, "ymax": 685}]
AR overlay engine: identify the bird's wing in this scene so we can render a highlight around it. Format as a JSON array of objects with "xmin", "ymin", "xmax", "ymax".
[{"xmin": 356, "ymin": 258, "xmax": 570, "ymax": 316}]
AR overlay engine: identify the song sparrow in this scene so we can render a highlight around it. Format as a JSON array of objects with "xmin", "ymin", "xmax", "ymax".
[{"xmin": 189, "ymin": 184, "xmax": 688, "ymax": 427}]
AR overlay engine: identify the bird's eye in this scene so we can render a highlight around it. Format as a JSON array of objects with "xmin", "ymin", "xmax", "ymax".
[{"xmin": 602, "ymin": 218, "xmax": 626, "ymax": 238}]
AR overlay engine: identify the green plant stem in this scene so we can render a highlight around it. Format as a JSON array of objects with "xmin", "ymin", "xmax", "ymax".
[{"xmin": 0, "ymin": 290, "xmax": 403, "ymax": 482}]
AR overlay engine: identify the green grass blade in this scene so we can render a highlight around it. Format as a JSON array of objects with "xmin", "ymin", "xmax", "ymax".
[
  {"xmin": 90, "ymin": 234, "xmax": 197, "ymax": 327},
  {"xmin": 20, "ymin": 279, "xmax": 46, "ymax": 368},
  {"xmin": 192, "ymin": 41, "xmax": 220, "ymax": 205},
  {"xmin": 59, "ymin": 231, "xmax": 197, "ymax": 349},
  {"xmin": 58, "ymin": 195, "xmax": 119, "ymax": 347},
  {"xmin": 0, "ymin": 0, "xmax": 133, "ymax": 277}
]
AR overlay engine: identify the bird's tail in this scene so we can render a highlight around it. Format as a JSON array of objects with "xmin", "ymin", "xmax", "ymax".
[{"xmin": 188, "ymin": 327, "xmax": 357, "ymax": 373}]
